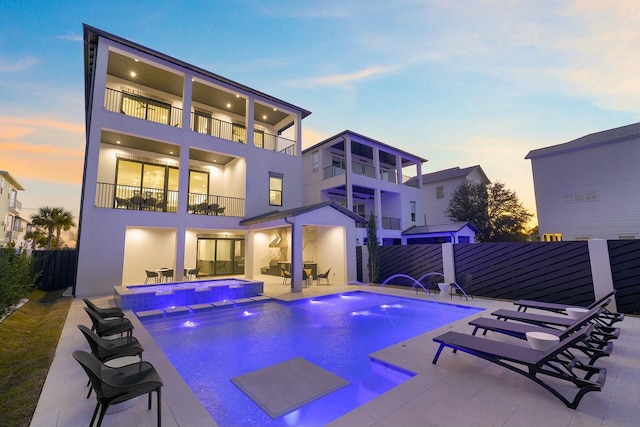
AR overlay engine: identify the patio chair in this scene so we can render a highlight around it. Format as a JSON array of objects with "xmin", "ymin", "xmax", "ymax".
[
  {"xmin": 468, "ymin": 306, "xmax": 613, "ymax": 365},
  {"xmin": 302, "ymin": 269, "xmax": 311, "ymax": 288},
  {"xmin": 129, "ymin": 195, "xmax": 144, "ymax": 210},
  {"xmin": 145, "ymin": 270, "xmax": 160, "ymax": 284},
  {"xmin": 84, "ymin": 307, "xmax": 133, "ymax": 338},
  {"xmin": 143, "ymin": 197, "xmax": 157, "ymax": 210},
  {"xmin": 514, "ymin": 290, "xmax": 623, "ymax": 325},
  {"xmin": 281, "ymin": 268, "xmax": 291, "ymax": 286},
  {"xmin": 77, "ymin": 324, "xmax": 144, "ymax": 398},
  {"xmin": 207, "ymin": 203, "xmax": 219, "ymax": 215},
  {"xmin": 316, "ymin": 268, "xmax": 331, "ymax": 286},
  {"xmin": 83, "ymin": 298, "xmax": 124, "ymax": 319},
  {"xmin": 196, "ymin": 202, "xmax": 209, "ymax": 214},
  {"xmin": 73, "ymin": 350, "xmax": 163, "ymax": 427},
  {"xmin": 160, "ymin": 269, "xmax": 174, "ymax": 283},
  {"xmin": 432, "ymin": 324, "xmax": 606, "ymax": 409},
  {"xmin": 114, "ymin": 197, "xmax": 130, "ymax": 209},
  {"xmin": 216, "ymin": 206, "xmax": 225, "ymax": 216}
]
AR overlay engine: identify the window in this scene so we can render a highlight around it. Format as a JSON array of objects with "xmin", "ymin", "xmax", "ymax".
[
  {"xmin": 542, "ymin": 233, "xmax": 563, "ymax": 242},
  {"xmin": 312, "ymin": 151, "xmax": 319, "ymax": 173},
  {"xmin": 436, "ymin": 186, "xmax": 444, "ymax": 199},
  {"xmin": 410, "ymin": 201, "xmax": 416, "ymax": 221},
  {"xmin": 269, "ymin": 173, "xmax": 283, "ymax": 206},
  {"xmin": 121, "ymin": 93, "xmax": 171, "ymax": 125},
  {"xmin": 254, "ymin": 129, "xmax": 264, "ymax": 148},
  {"xmin": 194, "ymin": 111, "xmax": 211, "ymax": 135}
]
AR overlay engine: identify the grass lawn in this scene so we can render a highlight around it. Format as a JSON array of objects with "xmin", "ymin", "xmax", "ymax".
[{"xmin": 0, "ymin": 289, "xmax": 72, "ymax": 427}]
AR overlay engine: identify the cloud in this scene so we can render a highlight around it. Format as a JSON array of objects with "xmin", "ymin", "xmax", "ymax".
[
  {"xmin": 0, "ymin": 116, "xmax": 84, "ymax": 135},
  {"xmin": 55, "ymin": 34, "xmax": 83, "ymax": 42},
  {"xmin": 301, "ymin": 127, "xmax": 329, "ymax": 149},
  {"xmin": 0, "ymin": 55, "xmax": 38, "ymax": 72},
  {"xmin": 290, "ymin": 65, "xmax": 398, "ymax": 88}
]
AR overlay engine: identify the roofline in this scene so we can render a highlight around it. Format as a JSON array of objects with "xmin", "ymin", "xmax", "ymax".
[
  {"xmin": 240, "ymin": 201, "xmax": 366, "ymax": 226},
  {"xmin": 302, "ymin": 129, "xmax": 428, "ymax": 162},
  {"xmin": 421, "ymin": 165, "xmax": 490, "ymax": 185},
  {"xmin": 82, "ymin": 24, "xmax": 312, "ymax": 120},
  {"xmin": 0, "ymin": 170, "xmax": 25, "ymax": 190},
  {"xmin": 525, "ymin": 122, "xmax": 640, "ymax": 159}
]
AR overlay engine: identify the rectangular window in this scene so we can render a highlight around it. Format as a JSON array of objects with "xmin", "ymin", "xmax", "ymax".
[
  {"xmin": 232, "ymin": 123, "xmax": 247, "ymax": 143},
  {"xmin": 121, "ymin": 93, "xmax": 171, "ymax": 125},
  {"xmin": 254, "ymin": 129, "xmax": 264, "ymax": 148},
  {"xmin": 410, "ymin": 201, "xmax": 416, "ymax": 221},
  {"xmin": 436, "ymin": 186, "xmax": 444, "ymax": 199},
  {"xmin": 194, "ymin": 111, "xmax": 211, "ymax": 135},
  {"xmin": 269, "ymin": 173, "xmax": 283, "ymax": 206},
  {"xmin": 312, "ymin": 151, "xmax": 319, "ymax": 173}
]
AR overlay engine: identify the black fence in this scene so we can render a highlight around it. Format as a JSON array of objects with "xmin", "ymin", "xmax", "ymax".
[
  {"xmin": 375, "ymin": 241, "xmax": 640, "ymax": 315},
  {"xmin": 33, "ymin": 249, "xmax": 78, "ymax": 291}
]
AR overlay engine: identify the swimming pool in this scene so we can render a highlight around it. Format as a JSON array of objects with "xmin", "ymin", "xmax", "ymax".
[{"xmin": 140, "ymin": 291, "xmax": 482, "ymax": 426}]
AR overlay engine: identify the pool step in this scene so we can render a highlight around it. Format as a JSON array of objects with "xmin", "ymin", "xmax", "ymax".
[{"xmin": 136, "ymin": 296, "xmax": 274, "ymax": 318}]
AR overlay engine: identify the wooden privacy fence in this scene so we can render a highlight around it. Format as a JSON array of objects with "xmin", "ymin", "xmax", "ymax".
[
  {"xmin": 33, "ymin": 249, "xmax": 78, "ymax": 291},
  {"xmin": 376, "ymin": 241, "xmax": 640, "ymax": 315}
]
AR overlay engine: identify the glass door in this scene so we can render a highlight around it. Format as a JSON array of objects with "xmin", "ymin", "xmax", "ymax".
[{"xmin": 196, "ymin": 238, "xmax": 245, "ymax": 276}]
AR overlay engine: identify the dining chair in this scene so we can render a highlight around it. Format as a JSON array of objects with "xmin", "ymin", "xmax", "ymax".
[
  {"xmin": 145, "ymin": 270, "xmax": 160, "ymax": 284},
  {"xmin": 281, "ymin": 268, "xmax": 291, "ymax": 285},
  {"xmin": 160, "ymin": 269, "xmax": 174, "ymax": 283},
  {"xmin": 316, "ymin": 268, "xmax": 331, "ymax": 286}
]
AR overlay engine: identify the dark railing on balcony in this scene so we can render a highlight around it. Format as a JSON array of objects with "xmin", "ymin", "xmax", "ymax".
[
  {"xmin": 380, "ymin": 170, "xmax": 397, "ymax": 184},
  {"xmin": 381, "ymin": 216, "xmax": 402, "ymax": 230},
  {"xmin": 95, "ymin": 182, "xmax": 178, "ymax": 212},
  {"xmin": 105, "ymin": 88, "xmax": 183, "ymax": 127},
  {"xmin": 352, "ymin": 162, "xmax": 376, "ymax": 178},
  {"xmin": 192, "ymin": 112, "xmax": 297, "ymax": 156},
  {"xmin": 323, "ymin": 165, "xmax": 346, "ymax": 179},
  {"xmin": 187, "ymin": 193, "xmax": 245, "ymax": 217}
]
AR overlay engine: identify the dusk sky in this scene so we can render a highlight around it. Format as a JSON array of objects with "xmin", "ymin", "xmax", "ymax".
[{"xmin": 2, "ymin": 1, "xmax": 639, "ymax": 226}]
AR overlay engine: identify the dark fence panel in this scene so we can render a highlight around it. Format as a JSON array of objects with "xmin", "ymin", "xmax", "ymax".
[
  {"xmin": 356, "ymin": 246, "xmax": 363, "ymax": 283},
  {"xmin": 454, "ymin": 242, "xmax": 594, "ymax": 304},
  {"xmin": 377, "ymin": 244, "xmax": 443, "ymax": 287},
  {"xmin": 33, "ymin": 249, "xmax": 78, "ymax": 291},
  {"xmin": 608, "ymin": 240, "xmax": 640, "ymax": 315}
]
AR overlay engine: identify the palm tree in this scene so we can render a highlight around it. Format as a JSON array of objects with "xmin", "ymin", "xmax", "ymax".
[
  {"xmin": 51, "ymin": 208, "xmax": 76, "ymax": 249},
  {"xmin": 31, "ymin": 207, "xmax": 76, "ymax": 249},
  {"xmin": 31, "ymin": 206, "xmax": 56, "ymax": 249}
]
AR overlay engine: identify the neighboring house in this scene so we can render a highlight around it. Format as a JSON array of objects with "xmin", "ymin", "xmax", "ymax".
[
  {"xmin": 419, "ymin": 165, "xmax": 490, "ymax": 225},
  {"xmin": 402, "ymin": 222, "xmax": 480, "ymax": 244},
  {"xmin": 0, "ymin": 170, "xmax": 30, "ymax": 250},
  {"xmin": 526, "ymin": 122, "xmax": 640, "ymax": 241},
  {"xmin": 301, "ymin": 130, "xmax": 426, "ymax": 246},
  {"xmin": 76, "ymin": 25, "xmax": 361, "ymax": 296}
]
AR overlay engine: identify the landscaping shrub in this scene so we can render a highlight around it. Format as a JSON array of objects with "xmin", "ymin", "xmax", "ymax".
[{"xmin": 0, "ymin": 244, "xmax": 37, "ymax": 317}]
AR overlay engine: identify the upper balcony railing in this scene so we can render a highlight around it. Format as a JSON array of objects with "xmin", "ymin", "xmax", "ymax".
[
  {"xmin": 323, "ymin": 165, "xmax": 346, "ymax": 179},
  {"xmin": 95, "ymin": 183, "xmax": 246, "ymax": 217},
  {"xmin": 402, "ymin": 175, "xmax": 419, "ymax": 188},
  {"xmin": 187, "ymin": 193, "xmax": 245, "ymax": 217},
  {"xmin": 105, "ymin": 88, "xmax": 184, "ymax": 127},
  {"xmin": 191, "ymin": 113, "xmax": 296, "ymax": 156},
  {"xmin": 381, "ymin": 216, "xmax": 402, "ymax": 230},
  {"xmin": 352, "ymin": 162, "xmax": 376, "ymax": 178}
]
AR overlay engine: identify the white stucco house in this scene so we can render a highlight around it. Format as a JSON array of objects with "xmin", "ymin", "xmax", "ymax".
[
  {"xmin": 402, "ymin": 222, "xmax": 480, "ymax": 244},
  {"xmin": 419, "ymin": 165, "xmax": 490, "ymax": 226},
  {"xmin": 0, "ymin": 170, "xmax": 31, "ymax": 251},
  {"xmin": 301, "ymin": 130, "xmax": 426, "ymax": 246},
  {"xmin": 75, "ymin": 25, "xmax": 362, "ymax": 296},
  {"xmin": 526, "ymin": 122, "xmax": 640, "ymax": 241}
]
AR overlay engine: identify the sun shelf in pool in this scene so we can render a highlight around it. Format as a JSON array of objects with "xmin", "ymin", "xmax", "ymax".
[{"xmin": 114, "ymin": 279, "xmax": 264, "ymax": 311}]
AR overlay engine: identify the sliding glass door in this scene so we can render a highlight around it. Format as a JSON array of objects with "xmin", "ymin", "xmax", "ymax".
[{"xmin": 196, "ymin": 238, "xmax": 245, "ymax": 276}]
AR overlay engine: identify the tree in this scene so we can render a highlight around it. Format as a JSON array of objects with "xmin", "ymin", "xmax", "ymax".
[
  {"xmin": 30, "ymin": 207, "xmax": 76, "ymax": 249},
  {"xmin": 446, "ymin": 181, "xmax": 533, "ymax": 242},
  {"xmin": 366, "ymin": 211, "xmax": 379, "ymax": 283},
  {"xmin": 24, "ymin": 229, "xmax": 49, "ymax": 249}
]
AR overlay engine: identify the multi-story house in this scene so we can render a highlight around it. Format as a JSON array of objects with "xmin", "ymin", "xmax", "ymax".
[
  {"xmin": 0, "ymin": 170, "xmax": 29, "ymax": 250},
  {"xmin": 76, "ymin": 25, "xmax": 361, "ymax": 296},
  {"xmin": 419, "ymin": 165, "xmax": 490, "ymax": 226},
  {"xmin": 301, "ymin": 130, "xmax": 426, "ymax": 246},
  {"xmin": 526, "ymin": 122, "xmax": 640, "ymax": 241}
]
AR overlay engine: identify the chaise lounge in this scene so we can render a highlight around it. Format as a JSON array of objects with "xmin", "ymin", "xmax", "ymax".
[
  {"xmin": 468, "ymin": 306, "xmax": 613, "ymax": 365},
  {"xmin": 513, "ymin": 290, "xmax": 624, "ymax": 325},
  {"xmin": 432, "ymin": 324, "xmax": 606, "ymax": 409}
]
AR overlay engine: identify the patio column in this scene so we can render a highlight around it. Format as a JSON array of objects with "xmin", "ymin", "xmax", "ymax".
[
  {"xmin": 345, "ymin": 134, "xmax": 353, "ymax": 211},
  {"xmin": 288, "ymin": 218, "xmax": 304, "ymax": 292},
  {"xmin": 246, "ymin": 96, "xmax": 254, "ymax": 147}
]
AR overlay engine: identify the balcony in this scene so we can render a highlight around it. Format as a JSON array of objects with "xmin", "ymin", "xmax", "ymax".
[
  {"xmin": 187, "ymin": 193, "xmax": 245, "ymax": 217},
  {"xmin": 323, "ymin": 165, "xmax": 346, "ymax": 179},
  {"xmin": 352, "ymin": 162, "xmax": 376, "ymax": 178},
  {"xmin": 381, "ymin": 216, "xmax": 402, "ymax": 230},
  {"xmin": 95, "ymin": 182, "xmax": 178, "ymax": 212},
  {"xmin": 104, "ymin": 88, "xmax": 184, "ymax": 128}
]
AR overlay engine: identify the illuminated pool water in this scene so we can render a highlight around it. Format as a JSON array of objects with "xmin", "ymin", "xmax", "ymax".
[{"xmin": 140, "ymin": 291, "xmax": 482, "ymax": 426}]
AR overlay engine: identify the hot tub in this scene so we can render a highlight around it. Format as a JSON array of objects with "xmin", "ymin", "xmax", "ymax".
[{"xmin": 114, "ymin": 279, "xmax": 264, "ymax": 311}]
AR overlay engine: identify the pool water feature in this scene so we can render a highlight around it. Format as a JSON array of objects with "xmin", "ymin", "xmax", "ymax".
[
  {"xmin": 140, "ymin": 291, "xmax": 482, "ymax": 426},
  {"xmin": 114, "ymin": 279, "xmax": 263, "ymax": 311}
]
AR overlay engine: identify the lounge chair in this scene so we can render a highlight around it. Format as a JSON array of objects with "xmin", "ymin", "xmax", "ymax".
[
  {"xmin": 84, "ymin": 307, "xmax": 133, "ymax": 338},
  {"xmin": 468, "ymin": 307, "xmax": 613, "ymax": 365},
  {"xmin": 83, "ymin": 298, "xmax": 124, "ymax": 319},
  {"xmin": 281, "ymin": 268, "xmax": 291, "ymax": 286},
  {"xmin": 316, "ymin": 268, "xmax": 331, "ymax": 286},
  {"xmin": 514, "ymin": 290, "xmax": 623, "ymax": 325},
  {"xmin": 432, "ymin": 324, "xmax": 606, "ymax": 409},
  {"xmin": 73, "ymin": 350, "xmax": 163, "ymax": 427},
  {"xmin": 491, "ymin": 306, "xmax": 619, "ymax": 338}
]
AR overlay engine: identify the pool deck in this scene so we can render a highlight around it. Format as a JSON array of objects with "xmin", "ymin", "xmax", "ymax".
[{"xmin": 31, "ymin": 275, "xmax": 640, "ymax": 427}]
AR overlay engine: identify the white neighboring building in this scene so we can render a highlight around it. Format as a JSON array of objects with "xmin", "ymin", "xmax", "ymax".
[
  {"xmin": 419, "ymin": 165, "xmax": 490, "ymax": 225},
  {"xmin": 402, "ymin": 222, "xmax": 480, "ymax": 244},
  {"xmin": 76, "ymin": 25, "xmax": 361, "ymax": 296},
  {"xmin": 526, "ymin": 122, "xmax": 640, "ymax": 241},
  {"xmin": 301, "ymin": 130, "xmax": 426, "ymax": 246},
  {"xmin": 0, "ymin": 170, "xmax": 31, "ymax": 251}
]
